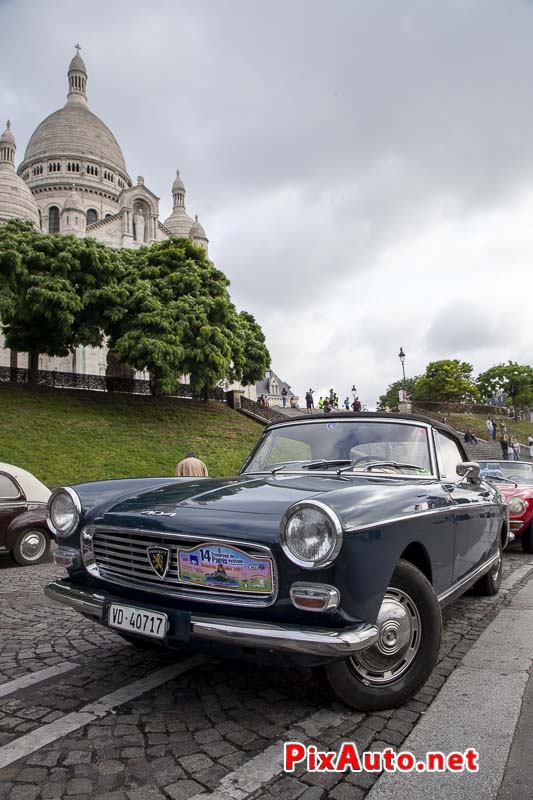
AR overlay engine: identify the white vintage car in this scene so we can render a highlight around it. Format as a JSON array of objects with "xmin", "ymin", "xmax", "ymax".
[{"xmin": 0, "ymin": 462, "xmax": 52, "ymax": 565}]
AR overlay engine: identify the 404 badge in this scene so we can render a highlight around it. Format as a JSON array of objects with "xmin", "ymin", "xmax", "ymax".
[{"xmin": 177, "ymin": 543, "xmax": 273, "ymax": 593}]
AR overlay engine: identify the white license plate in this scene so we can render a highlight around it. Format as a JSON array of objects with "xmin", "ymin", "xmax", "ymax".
[{"xmin": 108, "ymin": 604, "xmax": 169, "ymax": 639}]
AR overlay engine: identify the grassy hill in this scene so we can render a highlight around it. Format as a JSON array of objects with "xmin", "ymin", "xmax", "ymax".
[
  {"xmin": 447, "ymin": 413, "xmax": 533, "ymax": 444},
  {"xmin": 0, "ymin": 384, "xmax": 263, "ymax": 487}
]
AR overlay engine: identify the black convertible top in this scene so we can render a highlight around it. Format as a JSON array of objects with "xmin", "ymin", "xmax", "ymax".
[{"xmin": 266, "ymin": 410, "xmax": 462, "ymax": 442}]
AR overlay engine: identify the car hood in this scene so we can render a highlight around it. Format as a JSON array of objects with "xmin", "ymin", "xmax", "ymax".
[
  {"xmin": 90, "ymin": 474, "xmax": 335, "ymax": 519},
  {"xmin": 76, "ymin": 473, "xmax": 444, "ymax": 541},
  {"xmin": 499, "ymin": 486, "xmax": 533, "ymax": 501}
]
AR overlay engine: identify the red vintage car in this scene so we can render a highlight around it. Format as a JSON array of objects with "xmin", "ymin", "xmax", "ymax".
[
  {"xmin": 0, "ymin": 462, "xmax": 51, "ymax": 565},
  {"xmin": 479, "ymin": 460, "xmax": 533, "ymax": 553}
]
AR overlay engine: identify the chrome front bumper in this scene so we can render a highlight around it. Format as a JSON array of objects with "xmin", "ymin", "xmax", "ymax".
[{"xmin": 45, "ymin": 580, "xmax": 379, "ymax": 658}]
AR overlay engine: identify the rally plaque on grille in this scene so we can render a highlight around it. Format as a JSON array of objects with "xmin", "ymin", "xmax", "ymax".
[{"xmin": 177, "ymin": 543, "xmax": 273, "ymax": 593}]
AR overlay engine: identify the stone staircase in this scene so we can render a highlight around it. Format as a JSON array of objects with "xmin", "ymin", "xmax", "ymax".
[{"xmin": 461, "ymin": 438, "xmax": 504, "ymax": 462}]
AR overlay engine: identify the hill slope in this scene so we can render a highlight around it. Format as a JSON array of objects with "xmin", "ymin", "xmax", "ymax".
[{"xmin": 0, "ymin": 384, "xmax": 262, "ymax": 486}]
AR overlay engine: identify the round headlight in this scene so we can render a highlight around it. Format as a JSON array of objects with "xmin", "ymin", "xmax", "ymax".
[
  {"xmin": 508, "ymin": 496, "xmax": 527, "ymax": 516},
  {"xmin": 47, "ymin": 488, "xmax": 81, "ymax": 537},
  {"xmin": 281, "ymin": 502, "xmax": 342, "ymax": 568}
]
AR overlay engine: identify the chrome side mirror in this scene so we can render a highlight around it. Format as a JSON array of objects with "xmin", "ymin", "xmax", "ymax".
[{"xmin": 456, "ymin": 461, "xmax": 481, "ymax": 484}]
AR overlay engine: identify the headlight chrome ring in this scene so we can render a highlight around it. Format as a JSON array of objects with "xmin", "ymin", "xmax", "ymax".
[
  {"xmin": 280, "ymin": 499, "xmax": 343, "ymax": 569},
  {"xmin": 47, "ymin": 487, "xmax": 82, "ymax": 538},
  {"xmin": 508, "ymin": 496, "xmax": 527, "ymax": 516}
]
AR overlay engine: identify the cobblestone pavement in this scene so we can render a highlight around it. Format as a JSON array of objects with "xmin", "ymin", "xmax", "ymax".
[{"xmin": 0, "ymin": 546, "xmax": 532, "ymax": 800}]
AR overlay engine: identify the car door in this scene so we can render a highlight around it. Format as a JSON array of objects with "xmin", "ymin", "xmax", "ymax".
[
  {"xmin": 434, "ymin": 431, "xmax": 496, "ymax": 585},
  {"xmin": 0, "ymin": 473, "xmax": 26, "ymax": 549}
]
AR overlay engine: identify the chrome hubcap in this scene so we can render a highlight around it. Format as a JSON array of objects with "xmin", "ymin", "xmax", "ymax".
[
  {"xmin": 349, "ymin": 587, "xmax": 421, "ymax": 685},
  {"xmin": 20, "ymin": 531, "xmax": 47, "ymax": 561}
]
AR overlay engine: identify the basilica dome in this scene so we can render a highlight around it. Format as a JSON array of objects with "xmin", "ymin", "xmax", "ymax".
[
  {"xmin": 0, "ymin": 122, "xmax": 40, "ymax": 229},
  {"xmin": 17, "ymin": 49, "xmax": 130, "ymax": 195},
  {"xmin": 23, "ymin": 105, "xmax": 127, "ymax": 176}
]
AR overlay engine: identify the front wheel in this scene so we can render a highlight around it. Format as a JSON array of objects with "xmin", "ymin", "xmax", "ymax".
[
  {"xmin": 474, "ymin": 540, "xmax": 502, "ymax": 595},
  {"xmin": 11, "ymin": 528, "xmax": 50, "ymax": 566},
  {"xmin": 314, "ymin": 560, "xmax": 441, "ymax": 711}
]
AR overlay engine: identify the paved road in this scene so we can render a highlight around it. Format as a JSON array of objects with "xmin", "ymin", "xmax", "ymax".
[{"xmin": 0, "ymin": 547, "xmax": 532, "ymax": 800}]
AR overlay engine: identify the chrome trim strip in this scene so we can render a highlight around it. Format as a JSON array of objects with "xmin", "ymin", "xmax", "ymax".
[
  {"xmin": 53, "ymin": 547, "xmax": 81, "ymax": 569},
  {"xmin": 82, "ymin": 526, "xmax": 279, "ymax": 608},
  {"xmin": 191, "ymin": 616, "xmax": 378, "ymax": 656},
  {"xmin": 44, "ymin": 580, "xmax": 379, "ymax": 657},
  {"xmin": 290, "ymin": 582, "xmax": 340, "ymax": 612},
  {"xmin": 47, "ymin": 487, "xmax": 82, "ymax": 538},
  {"xmin": 45, "ymin": 581, "xmax": 105, "ymax": 617},
  {"xmin": 280, "ymin": 499, "xmax": 343, "ymax": 569},
  {"xmin": 437, "ymin": 553, "xmax": 499, "ymax": 604},
  {"xmin": 344, "ymin": 502, "xmax": 501, "ymax": 534}
]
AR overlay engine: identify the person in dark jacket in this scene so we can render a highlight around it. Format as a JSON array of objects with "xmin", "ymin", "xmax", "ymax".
[
  {"xmin": 500, "ymin": 434, "xmax": 509, "ymax": 460},
  {"xmin": 464, "ymin": 429, "xmax": 478, "ymax": 444}
]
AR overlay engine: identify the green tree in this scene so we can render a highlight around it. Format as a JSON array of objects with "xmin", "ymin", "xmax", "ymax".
[
  {"xmin": 234, "ymin": 311, "xmax": 271, "ymax": 386},
  {"xmin": 0, "ymin": 220, "xmax": 124, "ymax": 383},
  {"xmin": 108, "ymin": 238, "xmax": 245, "ymax": 398},
  {"xmin": 477, "ymin": 362, "xmax": 533, "ymax": 418},
  {"xmin": 377, "ymin": 377, "xmax": 419, "ymax": 411},
  {"xmin": 412, "ymin": 359, "xmax": 479, "ymax": 403}
]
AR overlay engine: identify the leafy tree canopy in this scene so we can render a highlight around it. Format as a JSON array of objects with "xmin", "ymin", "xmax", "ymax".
[
  {"xmin": 411, "ymin": 359, "xmax": 479, "ymax": 403},
  {"xmin": 108, "ymin": 238, "xmax": 258, "ymax": 397},
  {"xmin": 0, "ymin": 220, "xmax": 125, "ymax": 381},
  {"xmin": 234, "ymin": 311, "xmax": 271, "ymax": 387},
  {"xmin": 377, "ymin": 377, "xmax": 419, "ymax": 411},
  {"xmin": 477, "ymin": 362, "xmax": 533, "ymax": 416},
  {"xmin": 0, "ymin": 223, "xmax": 271, "ymax": 398}
]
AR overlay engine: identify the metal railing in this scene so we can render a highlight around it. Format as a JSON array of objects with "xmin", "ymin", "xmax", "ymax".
[
  {"xmin": 0, "ymin": 365, "xmax": 226, "ymax": 401},
  {"xmin": 240, "ymin": 395, "xmax": 288, "ymax": 424}
]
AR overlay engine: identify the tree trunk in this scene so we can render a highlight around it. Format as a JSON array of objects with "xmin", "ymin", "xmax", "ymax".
[
  {"xmin": 28, "ymin": 350, "xmax": 40, "ymax": 384},
  {"xmin": 9, "ymin": 349, "xmax": 18, "ymax": 383},
  {"xmin": 202, "ymin": 385, "xmax": 209, "ymax": 402}
]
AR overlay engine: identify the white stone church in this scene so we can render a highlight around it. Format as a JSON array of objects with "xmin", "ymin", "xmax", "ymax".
[{"xmin": 0, "ymin": 47, "xmax": 209, "ymax": 376}]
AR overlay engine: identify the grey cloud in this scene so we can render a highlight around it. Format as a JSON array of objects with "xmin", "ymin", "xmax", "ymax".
[{"xmin": 2, "ymin": 0, "xmax": 533, "ymax": 405}]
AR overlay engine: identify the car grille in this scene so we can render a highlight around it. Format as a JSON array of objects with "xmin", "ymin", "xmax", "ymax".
[{"xmin": 87, "ymin": 527, "xmax": 277, "ymax": 607}]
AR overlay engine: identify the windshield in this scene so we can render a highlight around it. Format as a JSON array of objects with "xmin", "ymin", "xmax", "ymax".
[
  {"xmin": 479, "ymin": 461, "xmax": 533, "ymax": 485},
  {"xmin": 243, "ymin": 420, "xmax": 433, "ymax": 476}
]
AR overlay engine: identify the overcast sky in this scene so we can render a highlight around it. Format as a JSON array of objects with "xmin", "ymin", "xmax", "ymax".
[{"xmin": 2, "ymin": 0, "xmax": 533, "ymax": 407}]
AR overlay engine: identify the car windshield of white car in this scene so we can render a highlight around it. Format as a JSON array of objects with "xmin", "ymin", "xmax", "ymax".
[{"xmin": 244, "ymin": 420, "xmax": 432, "ymax": 476}]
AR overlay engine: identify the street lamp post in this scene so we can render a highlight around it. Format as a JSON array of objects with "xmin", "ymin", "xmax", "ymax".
[{"xmin": 398, "ymin": 347, "xmax": 406, "ymax": 387}]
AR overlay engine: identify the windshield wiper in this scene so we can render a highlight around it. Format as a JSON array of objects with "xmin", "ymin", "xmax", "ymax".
[
  {"xmin": 301, "ymin": 459, "xmax": 353, "ymax": 470},
  {"xmin": 363, "ymin": 461, "xmax": 425, "ymax": 473},
  {"xmin": 271, "ymin": 459, "xmax": 352, "ymax": 474},
  {"xmin": 338, "ymin": 460, "xmax": 426, "ymax": 475},
  {"xmin": 482, "ymin": 475, "xmax": 518, "ymax": 487}
]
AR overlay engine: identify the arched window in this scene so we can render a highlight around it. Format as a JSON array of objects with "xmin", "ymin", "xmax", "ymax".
[
  {"xmin": 86, "ymin": 209, "xmax": 98, "ymax": 226},
  {"xmin": 48, "ymin": 206, "xmax": 60, "ymax": 234},
  {"xmin": 104, "ymin": 213, "xmax": 112, "ymax": 219}
]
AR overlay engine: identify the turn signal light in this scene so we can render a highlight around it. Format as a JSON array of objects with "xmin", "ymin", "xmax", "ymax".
[
  {"xmin": 290, "ymin": 582, "xmax": 340, "ymax": 612},
  {"xmin": 53, "ymin": 547, "xmax": 80, "ymax": 569}
]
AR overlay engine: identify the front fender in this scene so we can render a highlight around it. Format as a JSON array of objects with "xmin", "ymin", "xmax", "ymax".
[{"xmin": 6, "ymin": 508, "xmax": 50, "ymax": 550}]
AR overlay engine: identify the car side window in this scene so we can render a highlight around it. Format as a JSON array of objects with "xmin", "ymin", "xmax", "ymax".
[
  {"xmin": 0, "ymin": 474, "xmax": 21, "ymax": 500},
  {"xmin": 436, "ymin": 433, "xmax": 463, "ymax": 480}
]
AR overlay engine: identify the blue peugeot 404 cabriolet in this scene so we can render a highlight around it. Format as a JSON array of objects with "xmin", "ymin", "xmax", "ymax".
[{"xmin": 45, "ymin": 412, "xmax": 507, "ymax": 710}]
